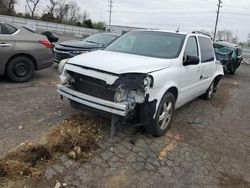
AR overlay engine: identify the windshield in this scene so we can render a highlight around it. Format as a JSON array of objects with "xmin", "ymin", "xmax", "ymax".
[
  {"xmin": 214, "ymin": 44, "xmax": 234, "ymax": 55},
  {"xmin": 84, "ymin": 33, "xmax": 118, "ymax": 44},
  {"xmin": 105, "ymin": 31, "xmax": 185, "ymax": 59}
]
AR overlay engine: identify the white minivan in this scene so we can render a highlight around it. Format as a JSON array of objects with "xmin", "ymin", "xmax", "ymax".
[{"xmin": 57, "ymin": 30, "xmax": 224, "ymax": 137}]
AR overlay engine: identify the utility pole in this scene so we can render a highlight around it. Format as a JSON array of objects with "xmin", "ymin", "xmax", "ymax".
[
  {"xmin": 213, "ymin": 0, "xmax": 222, "ymax": 41},
  {"xmin": 108, "ymin": 0, "xmax": 113, "ymax": 26}
]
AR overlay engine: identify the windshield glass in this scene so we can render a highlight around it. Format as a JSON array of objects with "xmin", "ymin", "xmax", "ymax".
[
  {"xmin": 214, "ymin": 44, "xmax": 233, "ymax": 55},
  {"xmin": 105, "ymin": 31, "xmax": 185, "ymax": 59},
  {"xmin": 84, "ymin": 33, "xmax": 118, "ymax": 44}
]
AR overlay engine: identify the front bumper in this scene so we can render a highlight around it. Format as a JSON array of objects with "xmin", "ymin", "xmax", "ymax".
[{"xmin": 57, "ymin": 84, "xmax": 129, "ymax": 116}]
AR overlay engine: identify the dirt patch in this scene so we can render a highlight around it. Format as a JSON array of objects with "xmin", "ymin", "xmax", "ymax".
[
  {"xmin": 0, "ymin": 114, "xmax": 108, "ymax": 185},
  {"xmin": 47, "ymin": 114, "xmax": 107, "ymax": 160},
  {"xmin": 0, "ymin": 144, "xmax": 51, "ymax": 183},
  {"xmin": 218, "ymin": 172, "xmax": 250, "ymax": 187}
]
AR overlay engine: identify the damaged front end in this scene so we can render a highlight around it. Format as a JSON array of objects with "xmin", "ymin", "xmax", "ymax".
[{"xmin": 57, "ymin": 65, "xmax": 156, "ymax": 126}]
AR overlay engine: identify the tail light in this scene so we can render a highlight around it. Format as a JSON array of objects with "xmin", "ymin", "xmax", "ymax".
[{"xmin": 39, "ymin": 40, "xmax": 52, "ymax": 49}]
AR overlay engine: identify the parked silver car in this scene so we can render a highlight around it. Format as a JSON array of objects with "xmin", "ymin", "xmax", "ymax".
[{"xmin": 0, "ymin": 20, "xmax": 53, "ymax": 82}]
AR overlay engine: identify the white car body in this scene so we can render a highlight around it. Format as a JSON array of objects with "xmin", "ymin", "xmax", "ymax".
[{"xmin": 57, "ymin": 30, "xmax": 224, "ymax": 133}]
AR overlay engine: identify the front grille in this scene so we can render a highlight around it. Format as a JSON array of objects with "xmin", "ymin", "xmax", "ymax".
[
  {"xmin": 69, "ymin": 71, "xmax": 115, "ymax": 102},
  {"xmin": 54, "ymin": 51, "xmax": 71, "ymax": 61}
]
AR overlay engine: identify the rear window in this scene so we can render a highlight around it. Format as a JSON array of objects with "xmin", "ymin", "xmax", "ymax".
[
  {"xmin": 0, "ymin": 23, "xmax": 18, "ymax": 35},
  {"xmin": 198, "ymin": 36, "xmax": 215, "ymax": 63}
]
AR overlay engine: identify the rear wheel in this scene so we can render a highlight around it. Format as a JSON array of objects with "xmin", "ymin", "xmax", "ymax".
[
  {"xmin": 6, "ymin": 56, "xmax": 35, "ymax": 83},
  {"xmin": 145, "ymin": 92, "xmax": 175, "ymax": 137},
  {"xmin": 203, "ymin": 81, "xmax": 214, "ymax": 100}
]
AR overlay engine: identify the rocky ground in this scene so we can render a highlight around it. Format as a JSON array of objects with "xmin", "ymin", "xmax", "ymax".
[{"xmin": 0, "ymin": 64, "xmax": 250, "ymax": 188}]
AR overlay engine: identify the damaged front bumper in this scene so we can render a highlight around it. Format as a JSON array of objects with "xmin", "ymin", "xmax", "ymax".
[{"xmin": 57, "ymin": 84, "xmax": 129, "ymax": 116}]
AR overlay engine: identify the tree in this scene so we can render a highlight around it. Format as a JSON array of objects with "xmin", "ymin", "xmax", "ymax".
[
  {"xmin": 92, "ymin": 22, "xmax": 106, "ymax": 30},
  {"xmin": 56, "ymin": 1, "xmax": 70, "ymax": 23},
  {"xmin": 224, "ymin": 30, "xmax": 233, "ymax": 42},
  {"xmin": 0, "ymin": 0, "xmax": 17, "ymax": 15},
  {"xmin": 68, "ymin": 1, "xmax": 80, "ymax": 22},
  {"xmin": 217, "ymin": 30, "xmax": 225, "ymax": 41},
  {"xmin": 248, "ymin": 33, "xmax": 250, "ymax": 44},
  {"xmin": 26, "ymin": 0, "xmax": 41, "ymax": 19},
  {"xmin": 83, "ymin": 19, "xmax": 93, "ymax": 28},
  {"xmin": 47, "ymin": 0, "xmax": 58, "ymax": 17}
]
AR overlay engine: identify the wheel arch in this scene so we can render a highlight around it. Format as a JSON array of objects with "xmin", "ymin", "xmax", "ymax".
[
  {"xmin": 213, "ymin": 74, "xmax": 224, "ymax": 89},
  {"xmin": 5, "ymin": 53, "xmax": 37, "ymax": 74}
]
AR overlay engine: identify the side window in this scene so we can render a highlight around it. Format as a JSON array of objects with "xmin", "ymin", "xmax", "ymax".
[
  {"xmin": 184, "ymin": 36, "xmax": 199, "ymax": 58},
  {"xmin": 1, "ymin": 23, "xmax": 18, "ymax": 35},
  {"xmin": 0, "ymin": 24, "xmax": 2, "ymax": 34},
  {"xmin": 198, "ymin": 36, "xmax": 215, "ymax": 63}
]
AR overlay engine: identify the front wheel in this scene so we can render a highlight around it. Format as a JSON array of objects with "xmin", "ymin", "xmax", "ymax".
[{"xmin": 145, "ymin": 92, "xmax": 175, "ymax": 137}]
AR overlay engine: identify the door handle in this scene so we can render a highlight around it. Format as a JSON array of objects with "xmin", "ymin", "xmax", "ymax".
[{"xmin": 0, "ymin": 43, "xmax": 11, "ymax": 47}]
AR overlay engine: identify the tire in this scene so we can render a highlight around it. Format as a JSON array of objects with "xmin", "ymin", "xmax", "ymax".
[
  {"xmin": 6, "ymin": 56, "xmax": 35, "ymax": 83},
  {"xmin": 229, "ymin": 66, "xmax": 236, "ymax": 75},
  {"xmin": 203, "ymin": 81, "xmax": 214, "ymax": 100},
  {"xmin": 145, "ymin": 92, "xmax": 175, "ymax": 137}
]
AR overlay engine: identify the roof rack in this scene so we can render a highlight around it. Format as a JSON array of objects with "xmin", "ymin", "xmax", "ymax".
[{"xmin": 192, "ymin": 31, "xmax": 212, "ymax": 39}]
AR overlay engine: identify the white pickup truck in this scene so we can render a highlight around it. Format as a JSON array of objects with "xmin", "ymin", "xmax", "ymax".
[{"xmin": 57, "ymin": 30, "xmax": 224, "ymax": 137}]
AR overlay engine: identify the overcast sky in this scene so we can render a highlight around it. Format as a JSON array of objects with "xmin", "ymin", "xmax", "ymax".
[{"xmin": 16, "ymin": 0, "xmax": 250, "ymax": 41}]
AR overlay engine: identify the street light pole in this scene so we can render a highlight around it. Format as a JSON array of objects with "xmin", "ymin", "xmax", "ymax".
[
  {"xmin": 213, "ymin": 0, "xmax": 222, "ymax": 41},
  {"xmin": 108, "ymin": 0, "xmax": 113, "ymax": 26}
]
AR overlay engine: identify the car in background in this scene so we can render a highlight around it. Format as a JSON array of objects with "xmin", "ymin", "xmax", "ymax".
[
  {"xmin": 0, "ymin": 20, "xmax": 53, "ymax": 82},
  {"xmin": 53, "ymin": 33, "xmax": 120, "ymax": 63},
  {"xmin": 214, "ymin": 41, "xmax": 243, "ymax": 74},
  {"xmin": 41, "ymin": 31, "xmax": 59, "ymax": 44}
]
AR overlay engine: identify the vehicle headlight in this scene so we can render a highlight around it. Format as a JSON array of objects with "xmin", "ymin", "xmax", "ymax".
[
  {"xmin": 71, "ymin": 50, "xmax": 87, "ymax": 55},
  {"xmin": 60, "ymin": 71, "xmax": 70, "ymax": 84},
  {"xmin": 143, "ymin": 76, "xmax": 154, "ymax": 87},
  {"xmin": 58, "ymin": 59, "xmax": 69, "ymax": 74},
  {"xmin": 114, "ymin": 88, "xmax": 127, "ymax": 102}
]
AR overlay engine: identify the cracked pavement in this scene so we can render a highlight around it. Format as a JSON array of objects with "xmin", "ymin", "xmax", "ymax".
[{"xmin": 1, "ymin": 64, "xmax": 250, "ymax": 188}]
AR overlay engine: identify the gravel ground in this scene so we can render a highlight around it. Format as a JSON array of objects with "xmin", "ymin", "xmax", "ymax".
[{"xmin": 0, "ymin": 64, "xmax": 250, "ymax": 188}]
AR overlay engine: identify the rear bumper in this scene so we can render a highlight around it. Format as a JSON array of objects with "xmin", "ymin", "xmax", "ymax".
[
  {"xmin": 57, "ymin": 84, "xmax": 129, "ymax": 116},
  {"xmin": 36, "ymin": 59, "xmax": 53, "ymax": 70}
]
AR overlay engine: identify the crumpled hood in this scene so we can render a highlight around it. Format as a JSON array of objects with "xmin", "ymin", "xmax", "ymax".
[{"xmin": 68, "ymin": 50, "xmax": 172, "ymax": 74}]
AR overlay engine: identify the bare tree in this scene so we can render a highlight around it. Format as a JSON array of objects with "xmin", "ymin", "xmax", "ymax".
[
  {"xmin": 47, "ymin": 0, "xmax": 58, "ymax": 16},
  {"xmin": 56, "ymin": 0, "xmax": 70, "ymax": 23},
  {"xmin": 0, "ymin": 0, "xmax": 17, "ymax": 15},
  {"xmin": 68, "ymin": 1, "xmax": 80, "ymax": 22},
  {"xmin": 224, "ymin": 30, "xmax": 233, "ymax": 42},
  {"xmin": 26, "ymin": 0, "xmax": 41, "ymax": 18},
  {"xmin": 217, "ymin": 30, "xmax": 225, "ymax": 41}
]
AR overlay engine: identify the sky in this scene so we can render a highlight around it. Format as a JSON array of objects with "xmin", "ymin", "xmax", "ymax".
[{"xmin": 15, "ymin": 0, "xmax": 250, "ymax": 41}]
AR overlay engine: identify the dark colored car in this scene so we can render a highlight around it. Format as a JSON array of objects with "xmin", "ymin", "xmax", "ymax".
[
  {"xmin": 53, "ymin": 33, "xmax": 120, "ymax": 63},
  {"xmin": 41, "ymin": 31, "xmax": 59, "ymax": 43},
  {"xmin": 214, "ymin": 41, "xmax": 243, "ymax": 74}
]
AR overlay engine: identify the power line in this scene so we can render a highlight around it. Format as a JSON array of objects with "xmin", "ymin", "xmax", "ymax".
[
  {"xmin": 108, "ymin": 0, "xmax": 113, "ymax": 25},
  {"xmin": 213, "ymin": 0, "xmax": 223, "ymax": 40}
]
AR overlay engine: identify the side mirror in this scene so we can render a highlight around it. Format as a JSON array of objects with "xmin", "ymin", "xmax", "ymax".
[{"xmin": 183, "ymin": 55, "xmax": 200, "ymax": 66}]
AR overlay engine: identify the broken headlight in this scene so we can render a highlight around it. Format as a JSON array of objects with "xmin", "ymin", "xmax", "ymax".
[
  {"xmin": 143, "ymin": 76, "xmax": 154, "ymax": 88},
  {"xmin": 114, "ymin": 87, "xmax": 127, "ymax": 102},
  {"xmin": 58, "ymin": 59, "xmax": 69, "ymax": 74},
  {"xmin": 60, "ymin": 71, "xmax": 70, "ymax": 84}
]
